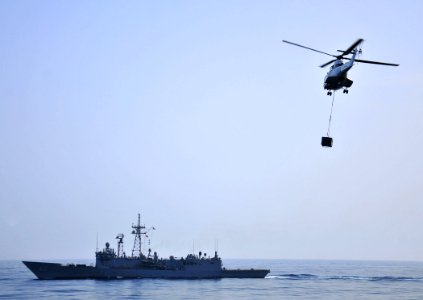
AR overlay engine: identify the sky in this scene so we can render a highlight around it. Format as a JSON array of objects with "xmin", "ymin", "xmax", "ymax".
[{"xmin": 1, "ymin": 0, "xmax": 422, "ymax": 261}]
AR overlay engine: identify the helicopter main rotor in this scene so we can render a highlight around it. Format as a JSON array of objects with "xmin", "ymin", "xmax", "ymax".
[{"xmin": 282, "ymin": 39, "xmax": 399, "ymax": 68}]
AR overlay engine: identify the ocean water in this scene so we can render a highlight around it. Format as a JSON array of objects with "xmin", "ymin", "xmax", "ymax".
[{"xmin": 1, "ymin": 259, "xmax": 423, "ymax": 299}]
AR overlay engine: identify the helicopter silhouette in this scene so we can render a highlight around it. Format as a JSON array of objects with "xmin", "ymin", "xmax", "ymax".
[{"xmin": 282, "ymin": 39, "xmax": 399, "ymax": 95}]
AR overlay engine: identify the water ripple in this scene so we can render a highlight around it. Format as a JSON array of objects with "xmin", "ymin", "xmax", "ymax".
[{"xmin": 268, "ymin": 273, "xmax": 423, "ymax": 282}]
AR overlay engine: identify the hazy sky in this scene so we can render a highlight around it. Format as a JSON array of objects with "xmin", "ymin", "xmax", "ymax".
[{"xmin": 1, "ymin": 1, "xmax": 422, "ymax": 261}]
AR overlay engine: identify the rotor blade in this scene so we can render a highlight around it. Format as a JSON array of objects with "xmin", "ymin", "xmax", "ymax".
[
  {"xmin": 340, "ymin": 38, "xmax": 364, "ymax": 56},
  {"xmin": 319, "ymin": 59, "xmax": 337, "ymax": 68},
  {"xmin": 354, "ymin": 58, "xmax": 399, "ymax": 66},
  {"xmin": 282, "ymin": 40, "xmax": 335, "ymax": 58},
  {"xmin": 344, "ymin": 58, "xmax": 399, "ymax": 66}
]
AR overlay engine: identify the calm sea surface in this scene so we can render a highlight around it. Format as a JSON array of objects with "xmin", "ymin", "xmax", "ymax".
[{"xmin": 1, "ymin": 259, "xmax": 423, "ymax": 299}]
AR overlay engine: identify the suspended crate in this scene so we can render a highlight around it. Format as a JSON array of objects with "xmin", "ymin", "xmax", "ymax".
[{"xmin": 321, "ymin": 136, "xmax": 333, "ymax": 147}]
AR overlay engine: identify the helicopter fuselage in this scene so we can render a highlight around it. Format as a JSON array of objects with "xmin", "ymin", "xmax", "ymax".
[
  {"xmin": 324, "ymin": 64, "xmax": 352, "ymax": 90},
  {"xmin": 324, "ymin": 56, "xmax": 355, "ymax": 91}
]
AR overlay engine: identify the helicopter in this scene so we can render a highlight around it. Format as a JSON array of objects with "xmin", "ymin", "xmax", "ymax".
[{"xmin": 282, "ymin": 39, "xmax": 399, "ymax": 95}]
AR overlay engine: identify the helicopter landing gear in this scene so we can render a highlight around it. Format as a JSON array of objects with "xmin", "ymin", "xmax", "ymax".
[
  {"xmin": 343, "ymin": 89, "xmax": 349, "ymax": 94},
  {"xmin": 327, "ymin": 91, "xmax": 332, "ymax": 96}
]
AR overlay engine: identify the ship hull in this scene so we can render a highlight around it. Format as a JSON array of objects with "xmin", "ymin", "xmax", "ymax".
[
  {"xmin": 22, "ymin": 261, "xmax": 98, "ymax": 279},
  {"xmin": 23, "ymin": 261, "xmax": 269, "ymax": 279}
]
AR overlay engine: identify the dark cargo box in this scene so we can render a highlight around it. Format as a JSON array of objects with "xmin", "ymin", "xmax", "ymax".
[{"xmin": 321, "ymin": 136, "xmax": 333, "ymax": 147}]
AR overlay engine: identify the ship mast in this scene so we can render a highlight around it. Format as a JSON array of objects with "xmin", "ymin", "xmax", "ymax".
[
  {"xmin": 116, "ymin": 233, "xmax": 124, "ymax": 257},
  {"xmin": 131, "ymin": 213, "xmax": 146, "ymax": 257}
]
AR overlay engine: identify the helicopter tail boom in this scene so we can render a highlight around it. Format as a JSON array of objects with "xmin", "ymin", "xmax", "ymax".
[{"xmin": 340, "ymin": 48, "xmax": 358, "ymax": 73}]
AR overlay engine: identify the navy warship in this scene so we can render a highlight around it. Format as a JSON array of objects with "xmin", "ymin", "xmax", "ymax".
[{"xmin": 23, "ymin": 214, "xmax": 270, "ymax": 279}]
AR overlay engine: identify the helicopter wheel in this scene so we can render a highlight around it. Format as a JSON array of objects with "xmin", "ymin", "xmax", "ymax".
[
  {"xmin": 327, "ymin": 91, "xmax": 332, "ymax": 96},
  {"xmin": 343, "ymin": 89, "xmax": 349, "ymax": 94}
]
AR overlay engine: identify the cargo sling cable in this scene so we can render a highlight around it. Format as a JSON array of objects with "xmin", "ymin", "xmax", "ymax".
[
  {"xmin": 321, "ymin": 91, "xmax": 335, "ymax": 147},
  {"xmin": 327, "ymin": 91, "xmax": 335, "ymax": 137}
]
